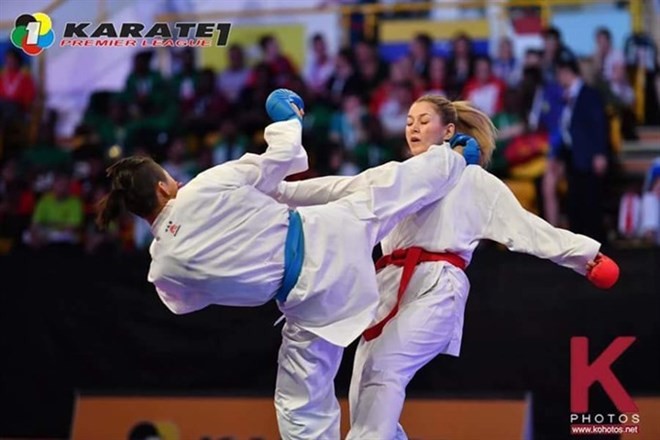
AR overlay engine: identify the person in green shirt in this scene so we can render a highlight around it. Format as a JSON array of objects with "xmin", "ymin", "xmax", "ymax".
[
  {"xmin": 123, "ymin": 51, "xmax": 168, "ymax": 118},
  {"xmin": 26, "ymin": 172, "xmax": 83, "ymax": 248},
  {"xmin": 121, "ymin": 51, "xmax": 178, "ymax": 149}
]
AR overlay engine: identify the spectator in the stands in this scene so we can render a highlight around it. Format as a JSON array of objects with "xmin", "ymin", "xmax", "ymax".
[
  {"xmin": 491, "ymin": 87, "xmax": 525, "ymax": 176},
  {"xmin": 446, "ymin": 32, "xmax": 475, "ymax": 99},
  {"xmin": 620, "ymin": 160, "xmax": 660, "ymax": 245},
  {"xmin": 171, "ymin": 48, "xmax": 199, "ymax": 115},
  {"xmin": 304, "ymin": 33, "xmax": 335, "ymax": 98},
  {"xmin": 191, "ymin": 145, "xmax": 214, "ymax": 177},
  {"xmin": 423, "ymin": 56, "xmax": 448, "ymax": 96},
  {"xmin": 123, "ymin": 50, "xmax": 167, "ymax": 119},
  {"xmin": 520, "ymin": 65, "xmax": 563, "ymax": 135},
  {"xmin": 409, "ymin": 33, "xmax": 433, "ymax": 80},
  {"xmin": 184, "ymin": 68, "xmax": 229, "ymax": 138},
  {"xmin": 22, "ymin": 111, "xmax": 72, "ymax": 171},
  {"xmin": 618, "ymin": 188, "xmax": 641, "ymax": 239},
  {"xmin": 541, "ymin": 26, "xmax": 574, "ymax": 83},
  {"xmin": 353, "ymin": 115, "xmax": 394, "ymax": 171},
  {"xmin": 76, "ymin": 156, "xmax": 106, "ymax": 204},
  {"xmin": 607, "ymin": 59, "xmax": 635, "ymax": 110},
  {"xmin": 325, "ymin": 48, "xmax": 363, "ymax": 107},
  {"xmin": 523, "ymin": 48, "xmax": 543, "ymax": 68},
  {"xmin": 600, "ymin": 58, "xmax": 639, "ymax": 140},
  {"xmin": 462, "ymin": 56, "xmax": 506, "ymax": 117},
  {"xmin": 161, "ymin": 138, "xmax": 193, "ymax": 184},
  {"xmin": 81, "ymin": 93, "xmax": 128, "ymax": 150},
  {"xmin": 396, "ymin": 55, "xmax": 426, "ymax": 95},
  {"xmin": 330, "ymin": 93, "xmax": 367, "ymax": 151},
  {"xmin": 122, "ymin": 50, "xmax": 178, "ymax": 151},
  {"xmin": 218, "ymin": 44, "xmax": 250, "ymax": 104},
  {"xmin": 0, "ymin": 49, "xmax": 37, "ymax": 159},
  {"xmin": 0, "ymin": 159, "xmax": 35, "ymax": 250},
  {"xmin": 328, "ymin": 143, "xmax": 360, "ymax": 176},
  {"xmin": 237, "ymin": 62, "xmax": 274, "ymax": 134},
  {"xmin": 0, "ymin": 48, "xmax": 36, "ymax": 113},
  {"xmin": 258, "ymin": 34, "xmax": 297, "ymax": 86},
  {"xmin": 379, "ymin": 80, "xmax": 414, "ymax": 137},
  {"xmin": 25, "ymin": 171, "xmax": 83, "ymax": 248},
  {"xmin": 371, "ymin": 58, "xmax": 420, "ymax": 115},
  {"xmin": 593, "ymin": 27, "xmax": 624, "ymax": 82},
  {"xmin": 623, "ymin": 32, "xmax": 660, "ymax": 125},
  {"xmin": 212, "ymin": 119, "xmax": 248, "ymax": 165},
  {"xmin": 640, "ymin": 159, "xmax": 660, "ymax": 245},
  {"xmin": 354, "ymin": 39, "xmax": 389, "ymax": 100},
  {"xmin": 492, "ymin": 36, "xmax": 521, "ymax": 86},
  {"xmin": 548, "ymin": 51, "xmax": 608, "ymax": 241}
]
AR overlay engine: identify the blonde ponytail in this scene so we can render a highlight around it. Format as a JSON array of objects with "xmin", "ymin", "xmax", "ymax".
[
  {"xmin": 453, "ymin": 101, "xmax": 497, "ymax": 166},
  {"xmin": 415, "ymin": 95, "xmax": 497, "ymax": 167}
]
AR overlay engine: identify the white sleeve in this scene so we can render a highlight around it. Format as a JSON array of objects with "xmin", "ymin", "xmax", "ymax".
[
  {"xmin": 482, "ymin": 179, "xmax": 601, "ymax": 275},
  {"xmin": 148, "ymin": 255, "xmax": 208, "ymax": 315},
  {"xmin": 197, "ymin": 120, "xmax": 308, "ymax": 194},
  {"xmin": 150, "ymin": 277, "xmax": 208, "ymax": 315},
  {"xmin": 276, "ymin": 175, "xmax": 361, "ymax": 207},
  {"xmin": 277, "ymin": 143, "xmax": 465, "ymax": 208},
  {"xmin": 276, "ymin": 162, "xmax": 400, "ymax": 207},
  {"xmin": 155, "ymin": 286, "xmax": 192, "ymax": 315}
]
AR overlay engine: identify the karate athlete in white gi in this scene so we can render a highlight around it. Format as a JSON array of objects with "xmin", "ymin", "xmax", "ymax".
[
  {"xmin": 274, "ymin": 95, "xmax": 620, "ymax": 439},
  {"xmin": 95, "ymin": 90, "xmax": 468, "ymax": 439}
]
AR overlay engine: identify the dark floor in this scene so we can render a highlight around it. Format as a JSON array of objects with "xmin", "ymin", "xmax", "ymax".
[{"xmin": 1, "ymin": 245, "xmax": 658, "ymax": 439}]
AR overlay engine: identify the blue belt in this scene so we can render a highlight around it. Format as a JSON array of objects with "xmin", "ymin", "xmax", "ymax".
[{"xmin": 274, "ymin": 210, "xmax": 304, "ymax": 303}]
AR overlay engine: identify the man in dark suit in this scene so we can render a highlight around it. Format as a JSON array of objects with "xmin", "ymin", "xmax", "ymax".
[{"xmin": 550, "ymin": 51, "xmax": 608, "ymax": 242}]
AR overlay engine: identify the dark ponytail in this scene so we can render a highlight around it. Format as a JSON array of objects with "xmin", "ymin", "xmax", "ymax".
[
  {"xmin": 96, "ymin": 190, "xmax": 126, "ymax": 230},
  {"xmin": 95, "ymin": 156, "xmax": 167, "ymax": 230}
]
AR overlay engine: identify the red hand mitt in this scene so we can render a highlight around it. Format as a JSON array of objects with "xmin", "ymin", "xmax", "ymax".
[{"xmin": 587, "ymin": 254, "xmax": 620, "ymax": 289}]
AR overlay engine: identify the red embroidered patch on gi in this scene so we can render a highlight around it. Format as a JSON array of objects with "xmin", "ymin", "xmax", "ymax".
[{"xmin": 165, "ymin": 221, "xmax": 180, "ymax": 236}]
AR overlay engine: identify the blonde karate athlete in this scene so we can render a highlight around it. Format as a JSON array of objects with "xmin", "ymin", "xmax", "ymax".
[
  {"xmin": 95, "ymin": 89, "xmax": 467, "ymax": 439},
  {"xmin": 274, "ymin": 95, "xmax": 620, "ymax": 439}
]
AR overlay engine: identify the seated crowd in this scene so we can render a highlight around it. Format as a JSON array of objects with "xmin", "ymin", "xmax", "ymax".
[{"xmin": 0, "ymin": 26, "xmax": 659, "ymax": 255}]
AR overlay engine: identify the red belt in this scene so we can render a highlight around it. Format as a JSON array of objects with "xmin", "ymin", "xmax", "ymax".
[{"xmin": 362, "ymin": 246, "xmax": 467, "ymax": 341}]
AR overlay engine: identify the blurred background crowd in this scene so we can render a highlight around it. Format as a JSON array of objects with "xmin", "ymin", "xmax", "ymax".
[{"xmin": 1, "ymin": 1, "xmax": 660, "ymax": 257}]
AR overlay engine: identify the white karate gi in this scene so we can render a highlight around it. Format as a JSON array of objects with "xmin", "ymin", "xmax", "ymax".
[
  {"xmin": 147, "ymin": 120, "xmax": 467, "ymax": 439},
  {"xmin": 277, "ymin": 162, "xmax": 602, "ymax": 440}
]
